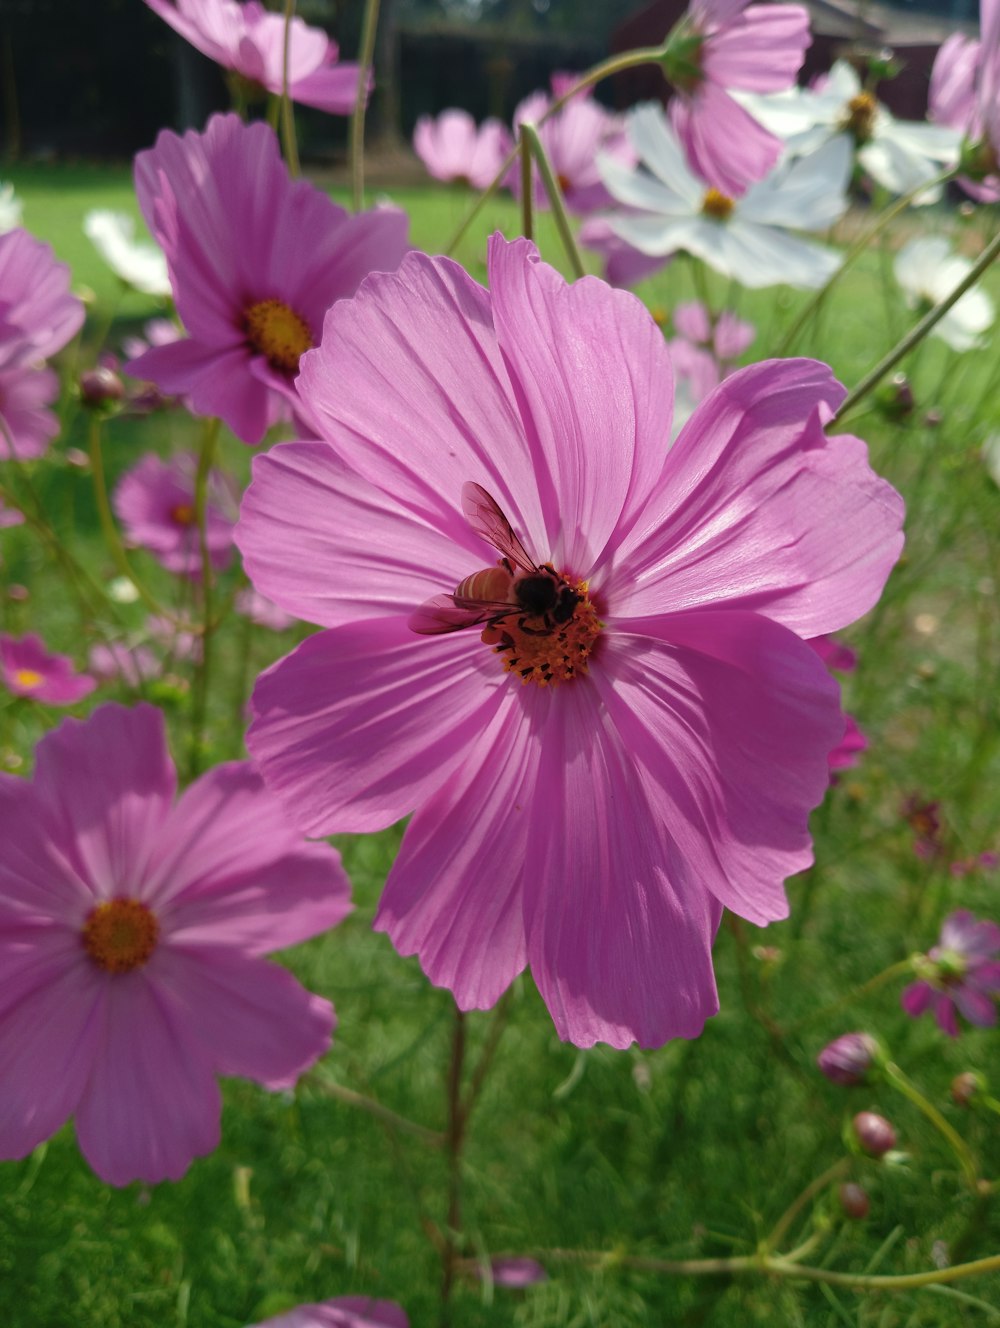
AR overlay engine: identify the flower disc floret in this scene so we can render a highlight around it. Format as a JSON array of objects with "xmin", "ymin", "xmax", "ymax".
[
  {"xmin": 244, "ymin": 299, "xmax": 314, "ymax": 373},
  {"xmin": 13, "ymin": 668, "xmax": 42, "ymax": 689},
  {"xmin": 83, "ymin": 898, "xmax": 160, "ymax": 973},
  {"xmin": 484, "ymin": 577, "xmax": 602, "ymax": 687},
  {"xmin": 842, "ymin": 91, "xmax": 878, "ymax": 144},
  {"xmin": 701, "ymin": 186, "xmax": 735, "ymax": 219}
]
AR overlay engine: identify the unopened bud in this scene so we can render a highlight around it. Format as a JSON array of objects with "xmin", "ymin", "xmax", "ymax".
[
  {"xmin": 951, "ymin": 1072, "xmax": 984, "ymax": 1107},
  {"xmin": 853, "ymin": 1111, "xmax": 896, "ymax": 1157},
  {"xmin": 79, "ymin": 366, "xmax": 125, "ymax": 408},
  {"xmin": 838, "ymin": 1181, "xmax": 869, "ymax": 1219},
  {"xmin": 818, "ymin": 1032, "xmax": 879, "ymax": 1086}
]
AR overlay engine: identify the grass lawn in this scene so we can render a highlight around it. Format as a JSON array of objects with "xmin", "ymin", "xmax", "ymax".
[{"xmin": 1, "ymin": 162, "xmax": 1000, "ymax": 1327}]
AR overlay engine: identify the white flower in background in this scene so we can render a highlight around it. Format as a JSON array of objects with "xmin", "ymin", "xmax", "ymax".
[
  {"xmin": 735, "ymin": 61, "xmax": 961, "ymax": 204},
  {"xmin": 894, "ymin": 236, "xmax": 995, "ymax": 352},
  {"xmin": 0, "ymin": 182, "xmax": 22, "ymax": 232},
  {"xmin": 83, "ymin": 210, "xmax": 171, "ymax": 297},
  {"xmin": 597, "ymin": 102, "xmax": 850, "ymax": 289}
]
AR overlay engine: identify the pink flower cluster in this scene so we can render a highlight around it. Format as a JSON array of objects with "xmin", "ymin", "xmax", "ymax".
[{"xmin": 930, "ymin": 0, "xmax": 1000, "ymax": 200}]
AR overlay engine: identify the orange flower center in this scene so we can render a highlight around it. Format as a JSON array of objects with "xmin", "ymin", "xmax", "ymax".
[
  {"xmin": 243, "ymin": 298, "xmax": 314, "ymax": 373},
  {"xmin": 170, "ymin": 502, "xmax": 195, "ymax": 526},
  {"xmin": 483, "ymin": 574, "xmax": 602, "ymax": 687},
  {"xmin": 82, "ymin": 898, "xmax": 160, "ymax": 974},
  {"xmin": 701, "ymin": 188, "xmax": 735, "ymax": 221},
  {"xmin": 13, "ymin": 668, "xmax": 43, "ymax": 689},
  {"xmin": 842, "ymin": 91, "xmax": 878, "ymax": 144}
]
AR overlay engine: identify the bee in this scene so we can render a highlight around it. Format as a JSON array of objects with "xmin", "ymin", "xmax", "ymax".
[{"xmin": 409, "ymin": 482, "xmax": 580, "ymax": 636}]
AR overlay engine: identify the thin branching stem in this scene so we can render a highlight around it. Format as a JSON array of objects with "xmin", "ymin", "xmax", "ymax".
[
  {"xmin": 187, "ymin": 417, "xmax": 220, "ymax": 780},
  {"xmin": 440, "ymin": 1004, "xmax": 467, "ymax": 1327},
  {"xmin": 280, "ymin": 0, "xmax": 300, "ymax": 177},
  {"xmin": 519, "ymin": 122, "xmax": 585, "ymax": 278},
  {"xmin": 350, "ymin": 0, "xmax": 381, "ymax": 211}
]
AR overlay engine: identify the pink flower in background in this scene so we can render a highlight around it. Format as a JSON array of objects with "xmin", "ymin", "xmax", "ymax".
[
  {"xmin": 808, "ymin": 634, "xmax": 866, "ymax": 773},
  {"xmin": 578, "ymin": 216, "xmax": 670, "ymax": 287},
  {"xmin": 0, "ymin": 634, "xmax": 96, "ymax": 705},
  {"xmin": 144, "ymin": 0, "xmax": 370, "ymax": 114},
  {"xmin": 902, "ymin": 910, "xmax": 1000, "ymax": 1036},
  {"xmin": 0, "ymin": 703, "xmax": 351, "ymax": 1184},
  {"xmin": 236, "ymin": 587, "xmax": 296, "ymax": 632},
  {"xmin": 673, "ymin": 301, "xmax": 755, "ymax": 360},
  {"xmin": 89, "ymin": 641, "xmax": 161, "ymax": 687},
  {"xmin": 508, "ymin": 82, "xmax": 633, "ymax": 214},
  {"xmin": 114, "ymin": 451, "xmax": 236, "ymax": 578},
  {"xmin": 662, "ymin": 0, "xmax": 811, "ymax": 195},
  {"xmin": 667, "ymin": 302, "xmax": 756, "ymax": 434},
  {"xmin": 930, "ymin": 0, "xmax": 1000, "ymax": 201},
  {"xmin": 238, "ymin": 236, "xmax": 903, "ymax": 1049},
  {"xmin": 413, "ymin": 110, "xmax": 511, "ymax": 188},
  {"xmin": 0, "ymin": 494, "xmax": 24, "ymax": 526},
  {"xmin": 0, "ymin": 228, "xmax": 85, "ymax": 458},
  {"xmin": 126, "ymin": 114, "xmax": 409, "ymax": 445},
  {"xmin": 122, "ymin": 317, "xmax": 183, "ymax": 363},
  {"xmin": 249, "ymin": 1298, "xmax": 407, "ymax": 1328}
]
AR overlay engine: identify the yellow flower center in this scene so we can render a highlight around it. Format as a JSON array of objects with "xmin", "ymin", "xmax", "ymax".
[
  {"xmin": 82, "ymin": 898, "xmax": 160, "ymax": 974},
  {"xmin": 483, "ymin": 574, "xmax": 602, "ymax": 687},
  {"xmin": 842, "ymin": 91, "xmax": 878, "ymax": 144},
  {"xmin": 13, "ymin": 668, "xmax": 43, "ymax": 689},
  {"xmin": 701, "ymin": 188, "xmax": 735, "ymax": 220},
  {"xmin": 243, "ymin": 298, "xmax": 314, "ymax": 373},
  {"xmin": 170, "ymin": 502, "xmax": 195, "ymax": 526}
]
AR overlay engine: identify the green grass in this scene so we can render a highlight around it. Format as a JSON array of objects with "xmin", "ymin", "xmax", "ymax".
[{"xmin": 2, "ymin": 166, "xmax": 1000, "ymax": 1328}]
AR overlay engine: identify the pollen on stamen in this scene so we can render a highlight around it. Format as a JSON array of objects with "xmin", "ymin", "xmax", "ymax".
[
  {"xmin": 484, "ymin": 579, "xmax": 603, "ymax": 687},
  {"xmin": 842, "ymin": 91, "xmax": 878, "ymax": 144},
  {"xmin": 243, "ymin": 298, "xmax": 314, "ymax": 373},
  {"xmin": 82, "ymin": 898, "xmax": 160, "ymax": 974},
  {"xmin": 170, "ymin": 502, "xmax": 195, "ymax": 526},
  {"xmin": 13, "ymin": 668, "xmax": 43, "ymax": 689},
  {"xmin": 701, "ymin": 187, "xmax": 735, "ymax": 221}
]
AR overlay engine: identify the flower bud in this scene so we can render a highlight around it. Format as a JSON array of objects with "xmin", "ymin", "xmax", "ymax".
[
  {"xmin": 79, "ymin": 365, "xmax": 125, "ymax": 408},
  {"xmin": 951, "ymin": 1072, "xmax": 984, "ymax": 1107},
  {"xmin": 838, "ymin": 1181, "xmax": 869, "ymax": 1220},
  {"xmin": 853, "ymin": 1111, "xmax": 896, "ymax": 1157},
  {"xmin": 818, "ymin": 1032, "xmax": 879, "ymax": 1086}
]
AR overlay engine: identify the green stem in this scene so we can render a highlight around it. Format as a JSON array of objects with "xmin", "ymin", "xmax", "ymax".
[
  {"xmin": 440, "ymin": 1004, "xmax": 467, "ymax": 1328},
  {"xmin": 519, "ymin": 122, "xmax": 585, "ymax": 278},
  {"xmin": 883, "ymin": 1060, "xmax": 979, "ymax": 1189},
  {"xmin": 444, "ymin": 45, "xmax": 667, "ymax": 258},
  {"xmin": 774, "ymin": 166, "xmax": 957, "ymax": 357},
  {"xmin": 187, "ymin": 418, "xmax": 220, "ymax": 780},
  {"xmin": 519, "ymin": 130, "xmax": 533, "ymax": 243},
  {"xmin": 279, "ymin": 0, "xmax": 300, "ymax": 177},
  {"xmin": 87, "ymin": 415, "xmax": 166, "ymax": 618},
  {"xmin": 312, "ymin": 1075, "xmax": 445, "ymax": 1147},
  {"xmin": 789, "ymin": 958, "xmax": 915, "ymax": 1032},
  {"xmin": 830, "ymin": 225, "xmax": 1000, "ymax": 427},
  {"xmin": 350, "ymin": 0, "xmax": 381, "ymax": 212},
  {"xmin": 765, "ymin": 1158, "xmax": 850, "ymax": 1254}
]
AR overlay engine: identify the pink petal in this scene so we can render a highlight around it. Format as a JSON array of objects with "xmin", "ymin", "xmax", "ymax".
[
  {"xmin": 595, "ymin": 611, "xmax": 841, "ymax": 924},
  {"xmin": 703, "ymin": 5, "xmax": 811, "ymax": 93},
  {"xmin": 901, "ymin": 980, "xmax": 933, "ymax": 1017},
  {"xmin": 670, "ymin": 84, "xmax": 782, "ymax": 196},
  {"xmin": 296, "ymin": 249, "xmax": 543, "ymax": 552},
  {"xmin": 522, "ymin": 682, "xmax": 721, "ymax": 1049},
  {"xmin": 933, "ymin": 993, "xmax": 960, "ymax": 1038},
  {"xmin": 0, "ymin": 952, "xmax": 104, "ymax": 1160},
  {"xmin": 151, "ymin": 947, "xmax": 334, "ymax": 1088},
  {"xmin": 248, "ymin": 618, "xmax": 508, "ymax": 836},
  {"xmin": 74, "ymin": 973, "xmax": 221, "ymax": 1185},
  {"xmin": 0, "ymin": 773, "xmax": 92, "ymax": 923},
  {"xmin": 374, "ymin": 698, "xmax": 535, "ymax": 1009},
  {"xmin": 606, "ymin": 359, "xmax": 904, "ymax": 638},
  {"xmin": 31, "ymin": 704, "xmax": 176, "ymax": 904},
  {"xmin": 237, "ymin": 441, "xmax": 476, "ymax": 628},
  {"xmin": 145, "ymin": 762, "xmax": 352, "ymax": 952},
  {"xmin": 953, "ymin": 983, "xmax": 997, "ymax": 1028},
  {"xmin": 486, "ymin": 235, "xmax": 674, "ymax": 573},
  {"xmin": 290, "ymin": 62, "xmax": 369, "ymax": 115}
]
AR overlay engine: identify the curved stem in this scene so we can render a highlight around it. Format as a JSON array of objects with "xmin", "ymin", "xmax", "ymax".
[
  {"xmin": 350, "ymin": 0, "xmax": 381, "ymax": 211},
  {"xmin": 883, "ymin": 1060, "xmax": 979, "ymax": 1189},
  {"xmin": 830, "ymin": 225, "xmax": 1000, "ymax": 427},
  {"xmin": 312, "ymin": 1075, "xmax": 445, "ymax": 1147},
  {"xmin": 444, "ymin": 45, "xmax": 667, "ymax": 257},
  {"xmin": 280, "ymin": 0, "xmax": 300, "ymax": 177},
  {"xmin": 519, "ymin": 122, "xmax": 585, "ymax": 278},
  {"xmin": 765, "ymin": 1158, "xmax": 850, "ymax": 1253},
  {"xmin": 774, "ymin": 166, "xmax": 957, "ymax": 357},
  {"xmin": 789, "ymin": 958, "xmax": 914, "ymax": 1032}
]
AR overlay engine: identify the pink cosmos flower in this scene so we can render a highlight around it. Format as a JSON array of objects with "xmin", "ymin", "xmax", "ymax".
[
  {"xmin": 0, "ymin": 703, "xmax": 351, "ymax": 1184},
  {"xmin": 666, "ymin": 302, "xmax": 756, "ymax": 435},
  {"xmin": 0, "ymin": 227, "xmax": 85, "ymax": 459},
  {"xmin": 930, "ymin": 0, "xmax": 1000, "ymax": 201},
  {"xmin": 0, "ymin": 633, "xmax": 96, "ymax": 705},
  {"xmin": 144, "ymin": 0, "xmax": 370, "ymax": 114},
  {"xmin": 413, "ymin": 109, "xmax": 512, "ymax": 188},
  {"xmin": 662, "ymin": 0, "xmax": 812, "ymax": 196},
  {"xmin": 249, "ymin": 1299, "xmax": 407, "ymax": 1328},
  {"xmin": 578, "ymin": 215, "xmax": 670, "ymax": 287},
  {"xmin": 236, "ymin": 586, "xmax": 296, "ymax": 632},
  {"xmin": 126, "ymin": 114, "xmax": 409, "ymax": 445},
  {"xmin": 901, "ymin": 910, "xmax": 1000, "ymax": 1036},
  {"xmin": 237, "ymin": 236, "xmax": 904, "ymax": 1049},
  {"xmin": 89, "ymin": 641, "xmax": 161, "ymax": 687},
  {"xmin": 508, "ymin": 82, "xmax": 633, "ymax": 214},
  {"xmin": 673, "ymin": 301, "xmax": 755, "ymax": 360},
  {"xmin": 113, "ymin": 451, "xmax": 236, "ymax": 577}
]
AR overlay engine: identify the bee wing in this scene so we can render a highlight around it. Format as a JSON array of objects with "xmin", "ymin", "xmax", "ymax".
[
  {"xmin": 408, "ymin": 594, "xmax": 498, "ymax": 635},
  {"xmin": 461, "ymin": 482, "xmax": 536, "ymax": 574}
]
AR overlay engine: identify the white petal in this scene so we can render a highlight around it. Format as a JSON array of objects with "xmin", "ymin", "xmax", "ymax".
[{"xmin": 741, "ymin": 135, "xmax": 851, "ymax": 230}]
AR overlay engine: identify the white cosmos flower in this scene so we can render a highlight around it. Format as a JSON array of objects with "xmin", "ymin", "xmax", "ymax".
[
  {"xmin": 894, "ymin": 236, "xmax": 995, "ymax": 352},
  {"xmin": 597, "ymin": 102, "xmax": 850, "ymax": 290},
  {"xmin": 83, "ymin": 210, "xmax": 171, "ymax": 298},
  {"xmin": 0, "ymin": 182, "xmax": 22, "ymax": 233},
  {"xmin": 735, "ymin": 61, "xmax": 961, "ymax": 205}
]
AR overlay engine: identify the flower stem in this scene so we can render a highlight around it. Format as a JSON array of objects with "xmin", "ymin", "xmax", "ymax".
[
  {"xmin": 830, "ymin": 225, "xmax": 1000, "ymax": 427},
  {"xmin": 519, "ymin": 130, "xmax": 533, "ymax": 243},
  {"xmin": 441, "ymin": 1003, "xmax": 467, "ymax": 1327},
  {"xmin": 187, "ymin": 417, "xmax": 220, "ymax": 780},
  {"xmin": 350, "ymin": 0, "xmax": 381, "ymax": 212},
  {"xmin": 774, "ymin": 166, "xmax": 957, "ymax": 357},
  {"xmin": 764, "ymin": 1158, "xmax": 850, "ymax": 1253},
  {"xmin": 280, "ymin": 0, "xmax": 300, "ymax": 177},
  {"xmin": 883, "ymin": 1059, "xmax": 979, "ymax": 1189},
  {"xmin": 519, "ymin": 122, "xmax": 585, "ymax": 279},
  {"xmin": 444, "ymin": 45, "xmax": 667, "ymax": 257},
  {"xmin": 789, "ymin": 957, "xmax": 915, "ymax": 1032},
  {"xmin": 312, "ymin": 1075, "xmax": 445, "ymax": 1147}
]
